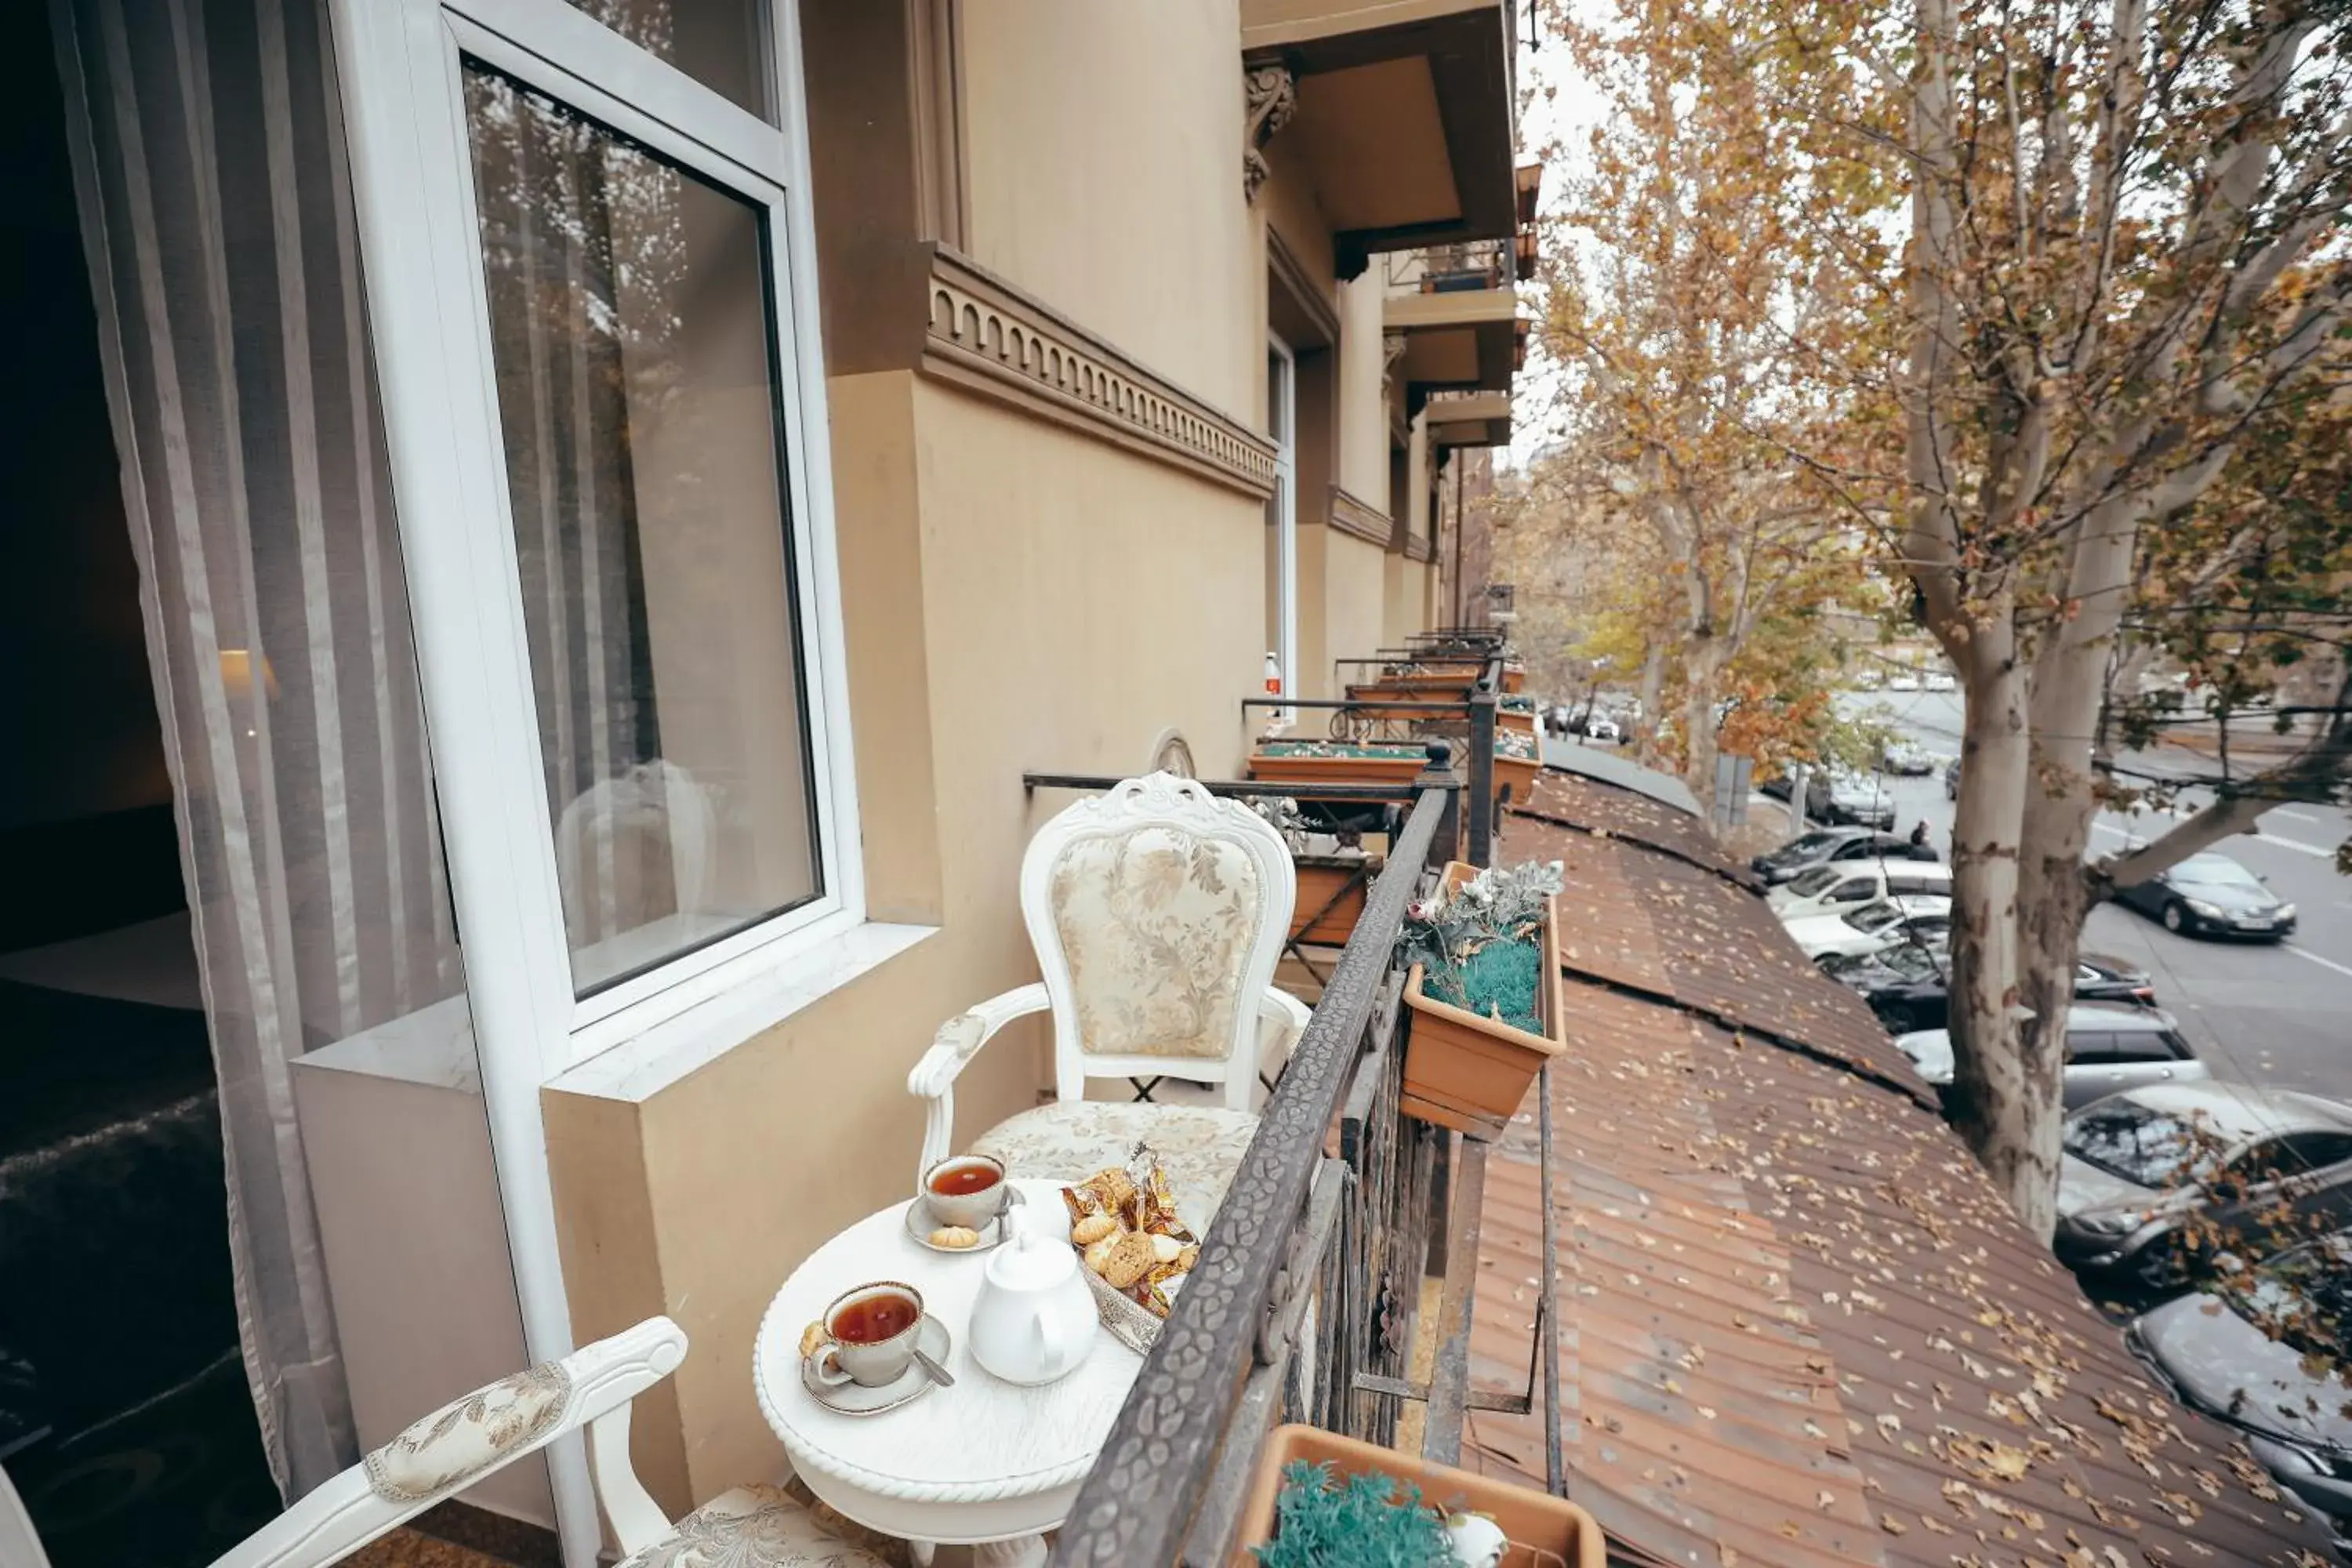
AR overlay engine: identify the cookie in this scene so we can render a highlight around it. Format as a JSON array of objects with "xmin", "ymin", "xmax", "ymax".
[
  {"xmin": 1099, "ymin": 1230, "xmax": 1156, "ymax": 1290},
  {"xmin": 1071, "ymin": 1213, "xmax": 1120, "ymax": 1247},
  {"xmin": 928, "ymin": 1225, "xmax": 980, "ymax": 1250}
]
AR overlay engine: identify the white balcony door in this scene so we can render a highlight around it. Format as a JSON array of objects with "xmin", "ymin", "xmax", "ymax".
[
  {"xmin": 1268, "ymin": 336, "xmax": 1298, "ymax": 711},
  {"xmin": 322, "ymin": 2, "xmax": 851, "ymax": 1562}
]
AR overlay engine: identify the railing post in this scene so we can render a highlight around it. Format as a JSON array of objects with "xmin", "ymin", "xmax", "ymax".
[
  {"xmin": 1466, "ymin": 666, "xmax": 1497, "ymax": 868},
  {"xmin": 1417, "ymin": 743, "xmax": 1460, "ymax": 869}
]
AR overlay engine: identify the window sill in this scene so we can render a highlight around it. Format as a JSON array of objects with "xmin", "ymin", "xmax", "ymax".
[{"xmin": 549, "ymin": 919, "xmax": 939, "ymax": 1103}]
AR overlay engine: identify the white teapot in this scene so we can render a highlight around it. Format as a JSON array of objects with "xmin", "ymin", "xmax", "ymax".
[{"xmin": 967, "ymin": 1202, "xmax": 1099, "ymax": 1385}]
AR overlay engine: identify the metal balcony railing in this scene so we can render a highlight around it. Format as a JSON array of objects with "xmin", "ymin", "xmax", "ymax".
[{"xmin": 1383, "ymin": 236, "xmax": 1515, "ymax": 294}]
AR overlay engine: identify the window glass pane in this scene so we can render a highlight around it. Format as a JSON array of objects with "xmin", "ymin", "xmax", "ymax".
[
  {"xmin": 463, "ymin": 64, "xmax": 820, "ymax": 997},
  {"xmin": 558, "ymin": 0, "xmax": 773, "ymax": 122}
]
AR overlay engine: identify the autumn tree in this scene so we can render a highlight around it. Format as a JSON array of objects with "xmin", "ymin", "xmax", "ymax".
[
  {"xmin": 1535, "ymin": 2, "xmax": 1878, "ymax": 818},
  {"xmin": 1740, "ymin": 0, "xmax": 2352, "ymax": 1234}
]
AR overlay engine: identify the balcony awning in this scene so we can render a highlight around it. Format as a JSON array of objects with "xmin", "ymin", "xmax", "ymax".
[
  {"xmin": 1243, "ymin": 0, "xmax": 1517, "ymax": 274},
  {"xmin": 1385, "ymin": 285, "xmax": 1516, "ymax": 393},
  {"xmin": 1426, "ymin": 390, "xmax": 1512, "ymax": 447}
]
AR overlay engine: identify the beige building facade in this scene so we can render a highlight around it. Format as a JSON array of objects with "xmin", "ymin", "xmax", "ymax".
[{"xmin": 3, "ymin": 2, "xmax": 1526, "ymax": 1563}]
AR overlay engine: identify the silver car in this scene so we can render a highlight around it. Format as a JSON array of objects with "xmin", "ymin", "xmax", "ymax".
[
  {"xmin": 2129, "ymin": 1231, "xmax": 2352, "ymax": 1555},
  {"xmin": 1893, "ymin": 1003, "xmax": 2203, "ymax": 1109},
  {"xmin": 2053, "ymin": 1083, "xmax": 2352, "ymax": 1286}
]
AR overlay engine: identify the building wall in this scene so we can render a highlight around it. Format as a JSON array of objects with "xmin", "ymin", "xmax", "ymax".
[
  {"xmin": 1334, "ymin": 275, "xmax": 1388, "ymax": 506},
  {"xmin": 961, "ymin": 2, "xmax": 1257, "ymax": 419},
  {"xmin": 544, "ymin": 371, "xmax": 1269, "ymax": 1508},
  {"xmin": 1323, "ymin": 532, "xmax": 1388, "ymax": 677}
]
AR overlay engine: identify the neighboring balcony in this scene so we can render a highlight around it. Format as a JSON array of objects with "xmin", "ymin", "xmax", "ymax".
[
  {"xmin": 1425, "ymin": 388, "xmax": 1513, "ymax": 447},
  {"xmin": 1244, "ymin": 0, "xmax": 1519, "ymax": 274},
  {"xmin": 1383, "ymin": 238, "xmax": 1526, "ymax": 395}
]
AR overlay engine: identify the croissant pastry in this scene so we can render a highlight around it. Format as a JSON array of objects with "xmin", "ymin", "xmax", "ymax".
[{"xmin": 1071, "ymin": 1213, "xmax": 1120, "ymax": 1247}]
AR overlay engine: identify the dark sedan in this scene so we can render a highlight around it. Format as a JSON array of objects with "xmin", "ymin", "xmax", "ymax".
[
  {"xmin": 1750, "ymin": 826, "xmax": 1936, "ymax": 886},
  {"xmin": 2129, "ymin": 1231, "xmax": 2352, "ymax": 1557},
  {"xmin": 2114, "ymin": 850, "xmax": 2297, "ymax": 940},
  {"xmin": 1823, "ymin": 945, "xmax": 2154, "ymax": 1035}
]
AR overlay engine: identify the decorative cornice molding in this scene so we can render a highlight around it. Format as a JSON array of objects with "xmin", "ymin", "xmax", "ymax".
[
  {"xmin": 921, "ymin": 248, "xmax": 1278, "ymax": 499},
  {"xmin": 1404, "ymin": 530, "xmax": 1436, "ymax": 563},
  {"xmin": 1328, "ymin": 485, "xmax": 1391, "ymax": 547},
  {"xmin": 1243, "ymin": 63, "xmax": 1297, "ymax": 205}
]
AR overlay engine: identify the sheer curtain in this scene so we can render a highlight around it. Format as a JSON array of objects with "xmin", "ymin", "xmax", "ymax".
[{"xmin": 53, "ymin": 0, "xmax": 463, "ymax": 1499}]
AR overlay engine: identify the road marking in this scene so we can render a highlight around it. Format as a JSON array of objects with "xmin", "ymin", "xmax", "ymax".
[
  {"xmin": 2285, "ymin": 945, "xmax": 2352, "ymax": 981},
  {"xmin": 2256, "ymin": 832, "xmax": 2332, "ymax": 859},
  {"xmin": 2271, "ymin": 808, "xmax": 2319, "ymax": 824},
  {"xmin": 2089, "ymin": 818, "xmax": 2332, "ymax": 860}
]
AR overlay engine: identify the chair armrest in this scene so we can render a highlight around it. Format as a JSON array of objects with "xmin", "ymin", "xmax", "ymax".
[
  {"xmin": 908, "ymin": 983, "xmax": 1051, "ymax": 1182},
  {"xmin": 1256, "ymin": 986, "xmax": 1312, "ymax": 1080}
]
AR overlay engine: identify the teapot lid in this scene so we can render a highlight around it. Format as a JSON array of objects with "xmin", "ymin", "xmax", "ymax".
[{"xmin": 984, "ymin": 1203, "xmax": 1079, "ymax": 1291}]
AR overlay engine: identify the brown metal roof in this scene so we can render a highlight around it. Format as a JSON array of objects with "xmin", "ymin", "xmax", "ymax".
[
  {"xmin": 1458, "ymin": 826, "xmax": 2332, "ymax": 1568},
  {"xmin": 1519, "ymin": 769, "xmax": 1762, "ymax": 892},
  {"xmin": 1508, "ymin": 815, "xmax": 1931, "ymax": 1109}
]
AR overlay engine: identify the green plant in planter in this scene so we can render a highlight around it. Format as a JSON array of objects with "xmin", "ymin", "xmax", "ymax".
[
  {"xmin": 1399, "ymin": 862, "xmax": 1563, "ymax": 1033},
  {"xmin": 1254, "ymin": 1461, "xmax": 1454, "ymax": 1568}
]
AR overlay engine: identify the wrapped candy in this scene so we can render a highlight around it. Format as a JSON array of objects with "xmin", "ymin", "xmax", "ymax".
[{"xmin": 1060, "ymin": 1142, "xmax": 1200, "ymax": 1323}]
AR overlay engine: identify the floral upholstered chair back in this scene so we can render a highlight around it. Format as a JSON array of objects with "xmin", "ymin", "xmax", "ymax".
[{"xmin": 1022, "ymin": 772, "xmax": 1296, "ymax": 1110}]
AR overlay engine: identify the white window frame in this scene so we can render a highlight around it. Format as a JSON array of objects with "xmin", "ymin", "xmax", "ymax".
[
  {"xmin": 325, "ymin": 4, "xmax": 854, "ymax": 1563},
  {"xmin": 332, "ymin": 0, "xmax": 863, "ymax": 1076},
  {"xmin": 1268, "ymin": 334, "xmax": 1298, "ymax": 712}
]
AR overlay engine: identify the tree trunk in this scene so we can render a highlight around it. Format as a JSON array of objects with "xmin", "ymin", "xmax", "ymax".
[
  {"xmin": 1939, "ymin": 619, "xmax": 2060, "ymax": 1235},
  {"xmin": 1679, "ymin": 637, "xmax": 1730, "ymax": 821},
  {"xmin": 1631, "ymin": 641, "xmax": 1668, "ymax": 765}
]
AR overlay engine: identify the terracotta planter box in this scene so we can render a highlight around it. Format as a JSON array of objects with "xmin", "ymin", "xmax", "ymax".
[
  {"xmin": 1248, "ymin": 741, "xmax": 1428, "ymax": 796},
  {"xmin": 1290, "ymin": 855, "xmax": 1377, "ymax": 946},
  {"xmin": 1492, "ymin": 753, "xmax": 1541, "ymax": 807},
  {"xmin": 1497, "ymin": 705, "xmax": 1538, "ymax": 739},
  {"xmin": 1233, "ymin": 1425, "xmax": 1602, "ymax": 1568},
  {"xmin": 1400, "ymin": 862, "xmax": 1563, "ymax": 1140}
]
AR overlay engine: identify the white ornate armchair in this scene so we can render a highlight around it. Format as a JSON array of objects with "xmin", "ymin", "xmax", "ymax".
[
  {"xmin": 908, "ymin": 772, "xmax": 1313, "ymax": 1218},
  {"xmin": 0, "ymin": 1319, "xmax": 884, "ymax": 1568}
]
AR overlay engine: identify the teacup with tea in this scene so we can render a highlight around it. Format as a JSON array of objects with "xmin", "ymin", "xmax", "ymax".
[
  {"xmin": 920, "ymin": 1152, "xmax": 1011, "ymax": 1231},
  {"xmin": 806, "ymin": 1280, "xmax": 926, "ymax": 1388}
]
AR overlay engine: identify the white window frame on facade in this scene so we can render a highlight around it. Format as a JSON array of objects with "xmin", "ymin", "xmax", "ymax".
[
  {"xmin": 1267, "ymin": 334, "xmax": 1298, "ymax": 712},
  {"xmin": 325, "ymin": 1, "xmax": 855, "ymax": 1560}
]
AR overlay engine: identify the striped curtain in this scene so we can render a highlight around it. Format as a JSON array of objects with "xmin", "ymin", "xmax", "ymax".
[{"xmin": 53, "ymin": 0, "xmax": 463, "ymax": 1498}]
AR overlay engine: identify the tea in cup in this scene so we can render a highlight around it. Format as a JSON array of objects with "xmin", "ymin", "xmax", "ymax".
[
  {"xmin": 920, "ymin": 1153, "xmax": 1010, "ymax": 1232},
  {"xmin": 808, "ymin": 1281, "xmax": 925, "ymax": 1388}
]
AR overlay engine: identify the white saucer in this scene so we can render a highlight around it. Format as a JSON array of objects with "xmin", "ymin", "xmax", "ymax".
[
  {"xmin": 902, "ymin": 1184, "xmax": 1026, "ymax": 1253},
  {"xmin": 800, "ymin": 1315, "xmax": 953, "ymax": 1416}
]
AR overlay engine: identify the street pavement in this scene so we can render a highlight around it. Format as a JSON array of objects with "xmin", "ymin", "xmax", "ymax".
[{"xmin": 1843, "ymin": 689, "xmax": 2352, "ymax": 1101}]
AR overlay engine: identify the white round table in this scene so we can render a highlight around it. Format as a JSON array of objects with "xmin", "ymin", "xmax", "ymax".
[{"xmin": 753, "ymin": 1179, "xmax": 1141, "ymax": 1567}]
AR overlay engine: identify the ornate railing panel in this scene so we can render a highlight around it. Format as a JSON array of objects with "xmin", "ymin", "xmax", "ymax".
[{"xmin": 1050, "ymin": 786, "xmax": 1454, "ymax": 1568}]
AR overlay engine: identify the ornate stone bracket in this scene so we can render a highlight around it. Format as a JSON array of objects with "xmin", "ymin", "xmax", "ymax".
[{"xmin": 1243, "ymin": 62, "xmax": 1297, "ymax": 205}]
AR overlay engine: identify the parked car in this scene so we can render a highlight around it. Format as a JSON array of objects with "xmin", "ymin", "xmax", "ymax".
[
  {"xmin": 1923, "ymin": 670, "xmax": 1957, "ymax": 691},
  {"xmin": 2053, "ymin": 1083, "xmax": 2352, "ymax": 1286},
  {"xmin": 2114, "ymin": 851, "xmax": 2298, "ymax": 940},
  {"xmin": 1943, "ymin": 755, "xmax": 1961, "ymax": 800},
  {"xmin": 1769, "ymin": 858, "xmax": 1952, "ymax": 922},
  {"xmin": 1784, "ymin": 895, "xmax": 1951, "ymax": 960},
  {"xmin": 1892, "ymin": 998, "xmax": 2192, "ymax": 1105},
  {"xmin": 1750, "ymin": 826, "xmax": 1937, "ymax": 886},
  {"xmin": 1762, "ymin": 767, "xmax": 1896, "ymax": 828},
  {"xmin": 1878, "ymin": 739, "xmax": 1935, "ymax": 775},
  {"xmin": 1888, "ymin": 672, "xmax": 1921, "ymax": 691},
  {"xmin": 1584, "ymin": 712, "xmax": 1622, "ymax": 743},
  {"xmin": 2127, "ymin": 1230, "xmax": 2352, "ymax": 1554}
]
